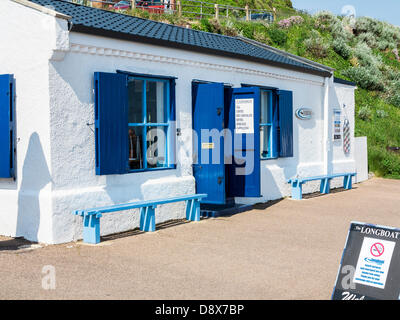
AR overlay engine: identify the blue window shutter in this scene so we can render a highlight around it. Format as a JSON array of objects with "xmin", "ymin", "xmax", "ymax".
[
  {"xmin": 278, "ymin": 90, "xmax": 293, "ymax": 158},
  {"xmin": 94, "ymin": 72, "xmax": 128, "ymax": 175},
  {"xmin": 170, "ymin": 79, "xmax": 176, "ymax": 122},
  {"xmin": 0, "ymin": 74, "xmax": 14, "ymax": 178}
]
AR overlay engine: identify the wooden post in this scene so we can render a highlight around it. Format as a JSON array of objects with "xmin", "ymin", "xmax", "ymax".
[
  {"xmin": 177, "ymin": 0, "xmax": 182, "ymax": 16},
  {"xmin": 215, "ymin": 3, "xmax": 219, "ymax": 20},
  {"xmin": 131, "ymin": 0, "xmax": 136, "ymax": 10},
  {"xmin": 170, "ymin": 0, "xmax": 175, "ymax": 11},
  {"xmin": 273, "ymin": 7, "xmax": 277, "ymax": 22},
  {"xmin": 245, "ymin": 4, "xmax": 249, "ymax": 21}
]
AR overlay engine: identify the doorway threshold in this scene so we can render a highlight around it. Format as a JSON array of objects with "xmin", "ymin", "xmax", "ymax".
[{"xmin": 200, "ymin": 203, "xmax": 253, "ymax": 218}]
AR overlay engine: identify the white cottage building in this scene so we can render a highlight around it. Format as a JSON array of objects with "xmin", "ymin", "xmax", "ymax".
[{"xmin": 0, "ymin": 0, "xmax": 366, "ymax": 244}]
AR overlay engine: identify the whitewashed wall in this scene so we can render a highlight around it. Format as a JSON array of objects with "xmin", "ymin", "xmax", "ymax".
[
  {"xmin": 355, "ymin": 136, "xmax": 368, "ymax": 183},
  {"xmin": 0, "ymin": 1, "xmax": 357, "ymax": 244},
  {"xmin": 0, "ymin": 0, "xmax": 69, "ymax": 243}
]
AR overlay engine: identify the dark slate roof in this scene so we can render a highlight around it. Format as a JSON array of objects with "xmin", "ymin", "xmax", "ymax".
[
  {"xmin": 334, "ymin": 77, "xmax": 356, "ymax": 87},
  {"xmin": 28, "ymin": 0, "xmax": 332, "ymax": 77}
]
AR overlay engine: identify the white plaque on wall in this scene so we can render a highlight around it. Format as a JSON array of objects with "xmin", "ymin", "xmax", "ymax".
[{"xmin": 235, "ymin": 98, "xmax": 254, "ymax": 134}]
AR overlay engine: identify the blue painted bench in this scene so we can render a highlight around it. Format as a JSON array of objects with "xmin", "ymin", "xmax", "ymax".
[
  {"xmin": 73, "ymin": 194, "xmax": 207, "ymax": 244},
  {"xmin": 287, "ymin": 173, "xmax": 356, "ymax": 200}
]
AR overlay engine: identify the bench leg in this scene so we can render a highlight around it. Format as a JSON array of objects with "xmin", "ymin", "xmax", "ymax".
[
  {"xmin": 344, "ymin": 175, "xmax": 353, "ymax": 190},
  {"xmin": 83, "ymin": 214, "xmax": 101, "ymax": 244},
  {"xmin": 186, "ymin": 199, "xmax": 200, "ymax": 222},
  {"xmin": 140, "ymin": 206, "xmax": 156, "ymax": 232},
  {"xmin": 291, "ymin": 182, "xmax": 303, "ymax": 200},
  {"xmin": 320, "ymin": 178, "xmax": 331, "ymax": 194}
]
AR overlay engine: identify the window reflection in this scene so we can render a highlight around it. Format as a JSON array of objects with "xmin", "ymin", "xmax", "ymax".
[
  {"xmin": 147, "ymin": 81, "xmax": 166, "ymax": 123},
  {"xmin": 260, "ymin": 126, "xmax": 270, "ymax": 158},
  {"xmin": 128, "ymin": 127, "xmax": 143, "ymax": 170},
  {"xmin": 128, "ymin": 79, "xmax": 143, "ymax": 123}
]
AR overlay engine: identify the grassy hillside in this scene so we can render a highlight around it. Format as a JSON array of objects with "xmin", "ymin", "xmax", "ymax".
[{"xmin": 123, "ymin": 2, "xmax": 400, "ymax": 178}]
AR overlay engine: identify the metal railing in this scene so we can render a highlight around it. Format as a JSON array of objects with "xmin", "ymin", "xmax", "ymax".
[
  {"xmin": 68, "ymin": 0, "xmax": 274, "ymax": 22},
  {"xmin": 179, "ymin": 0, "xmax": 273, "ymax": 22}
]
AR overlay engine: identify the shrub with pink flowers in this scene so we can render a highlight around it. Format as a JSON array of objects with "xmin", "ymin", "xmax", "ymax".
[{"xmin": 278, "ymin": 16, "xmax": 304, "ymax": 29}]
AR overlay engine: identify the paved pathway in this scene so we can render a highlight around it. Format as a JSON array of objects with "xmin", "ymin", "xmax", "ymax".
[{"xmin": 0, "ymin": 178, "xmax": 399, "ymax": 299}]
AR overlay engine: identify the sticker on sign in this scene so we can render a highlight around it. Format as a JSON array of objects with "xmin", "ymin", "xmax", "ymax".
[{"xmin": 353, "ymin": 237, "xmax": 396, "ymax": 289}]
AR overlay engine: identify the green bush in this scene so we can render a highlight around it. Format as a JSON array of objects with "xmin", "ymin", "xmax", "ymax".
[
  {"xmin": 385, "ymin": 80, "xmax": 400, "ymax": 107},
  {"xmin": 358, "ymin": 106, "xmax": 372, "ymax": 121},
  {"xmin": 267, "ymin": 26, "xmax": 288, "ymax": 46},
  {"xmin": 381, "ymin": 153, "xmax": 400, "ymax": 178},
  {"xmin": 314, "ymin": 11, "xmax": 337, "ymax": 31},
  {"xmin": 377, "ymin": 39, "xmax": 396, "ymax": 51},
  {"xmin": 343, "ymin": 66, "xmax": 385, "ymax": 91},
  {"xmin": 353, "ymin": 42, "xmax": 382, "ymax": 68},
  {"xmin": 232, "ymin": 21, "xmax": 256, "ymax": 39},
  {"xmin": 354, "ymin": 17, "xmax": 382, "ymax": 36},
  {"xmin": 332, "ymin": 38, "xmax": 352, "ymax": 59},
  {"xmin": 388, "ymin": 93, "xmax": 400, "ymax": 108},
  {"xmin": 198, "ymin": 18, "xmax": 213, "ymax": 33},
  {"xmin": 304, "ymin": 30, "xmax": 329, "ymax": 58},
  {"xmin": 354, "ymin": 17, "xmax": 400, "ymax": 51},
  {"xmin": 220, "ymin": 19, "xmax": 239, "ymax": 37},
  {"xmin": 376, "ymin": 109, "xmax": 388, "ymax": 118},
  {"xmin": 357, "ymin": 32, "xmax": 377, "ymax": 48}
]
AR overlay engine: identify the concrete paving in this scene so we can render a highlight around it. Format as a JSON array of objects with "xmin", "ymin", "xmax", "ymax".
[{"xmin": 0, "ymin": 177, "xmax": 399, "ymax": 300}]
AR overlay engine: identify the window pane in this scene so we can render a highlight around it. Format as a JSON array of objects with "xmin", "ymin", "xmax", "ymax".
[
  {"xmin": 128, "ymin": 127, "xmax": 144, "ymax": 170},
  {"xmin": 146, "ymin": 126, "xmax": 168, "ymax": 168},
  {"xmin": 146, "ymin": 81, "xmax": 166, "ymax": 123},
  {"xmin": 128, "ymin": 79, "xmax": 143, "ymax": 123},
  {"xmin": 260, "ymin": 91, "xmax": 271, "ymax": 124},
  {"xmin": 260, "ymin": 126, "xmax": 270, "ymax": 158}
]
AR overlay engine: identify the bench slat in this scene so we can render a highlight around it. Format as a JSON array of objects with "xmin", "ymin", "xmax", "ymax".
[
  {"xmin": 288, "ymin": 172, "xmax": 356, "ymax": 184},
  {"xmin": 75, "ymin": 194, "xmax": 207, "ymax": 216}
]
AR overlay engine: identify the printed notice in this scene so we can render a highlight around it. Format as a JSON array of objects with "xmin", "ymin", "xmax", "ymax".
[
  {"xmin": 353, "ymin": 237, "xmax": 396, "ymax": 289},
  {"xmin": 333, "ymin": 110, "xmax": 341, "ymax": 141},
  {"xmin": 235, "ymin": 98, "xmax": 254, "ymax": 134}
]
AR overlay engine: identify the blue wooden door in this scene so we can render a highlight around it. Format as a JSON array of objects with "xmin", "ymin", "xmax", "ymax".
[
  {"xmin": 192, "ymin": 82, "xmax": 225, "ymax": 204},
  {"xmin": 226, "ymin": 87, "xmax": 261, "ymax": 197}
]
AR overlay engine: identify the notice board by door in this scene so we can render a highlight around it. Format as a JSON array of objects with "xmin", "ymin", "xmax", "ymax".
[{"xmin": 226, "ymin": 87, "xmax": 261, "ymax": 198}]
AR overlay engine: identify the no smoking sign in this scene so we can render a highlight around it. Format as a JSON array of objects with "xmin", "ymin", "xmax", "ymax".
[{"xmin": 371, "ymin": 243, "xmax": 384, "ymax": 257}]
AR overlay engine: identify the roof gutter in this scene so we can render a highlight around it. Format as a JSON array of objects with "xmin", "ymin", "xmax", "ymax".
[{"xmin": 12, "ymin": 0, "xmax": 72, "ymax": 20}]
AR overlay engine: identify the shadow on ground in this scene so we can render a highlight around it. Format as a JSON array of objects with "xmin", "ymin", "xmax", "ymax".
[
  {"xmin": 100, "ymin": 219, "xmax": 192, "ymax": 242},
  {"xmin": 0, "ymin": 237, "xmax": 34, "ymax": 251},
  {"xmin": 302, "ymin": 186, "xmax": 358, "ymax": 200},
  {"xmin": 252, "ymin": 199, "xmax": 284, "ymax": 210}
]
